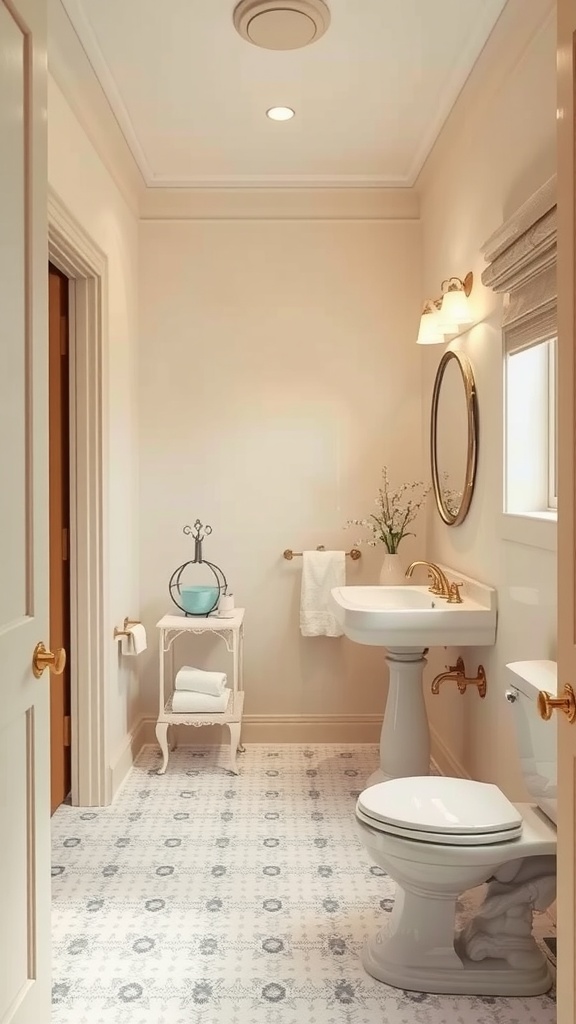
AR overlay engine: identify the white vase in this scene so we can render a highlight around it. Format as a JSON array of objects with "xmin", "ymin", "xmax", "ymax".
[{"xmin": 378, "ymin": 552, "xmax": 406, "ymax": 585}]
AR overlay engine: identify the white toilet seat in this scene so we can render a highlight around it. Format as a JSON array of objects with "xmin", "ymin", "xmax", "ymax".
[
  {"xmin": 356, "ymin": 776, "xmax": 524, "ymax": 846},
  {"xmin": 356, "ymin": 805, "xmax": 523, "ymax": 845}
]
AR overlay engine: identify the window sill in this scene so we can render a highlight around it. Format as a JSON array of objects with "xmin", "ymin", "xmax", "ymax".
[{"xmin": 500, "ymin": 512, "xmax": 557, "ymax": 551}]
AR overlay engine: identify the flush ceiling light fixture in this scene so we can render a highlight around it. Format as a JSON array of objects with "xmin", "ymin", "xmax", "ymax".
[
  {"xmin": 266, "ymin": 106, "xmax": 295, "ymax": 120},
  {"xmin": 233, "ymin": 0, "xmax": 331, "ymax": 50},
  {"xmin": 438, "ymin": 271, "xmax": 474, "ymax": 328}
]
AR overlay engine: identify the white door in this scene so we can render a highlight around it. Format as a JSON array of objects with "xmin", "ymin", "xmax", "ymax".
[
  {"xmin": 557, "ymin": 3, "xmax": 576, "ymax": 1021},
  {"xmin": 0, "ymin": 0, "xmax": 53, "ymax": 1021}
]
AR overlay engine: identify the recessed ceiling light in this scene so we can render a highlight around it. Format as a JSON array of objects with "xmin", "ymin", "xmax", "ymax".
[{"xmin": 266, "ymin": 106, "xmax": 295, "ymax": 121}]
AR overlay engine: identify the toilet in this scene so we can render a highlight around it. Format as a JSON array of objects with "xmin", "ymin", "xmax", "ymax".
[{"xmin": 355, "ymin": 660, "xmax": 557, "ymax": 996}]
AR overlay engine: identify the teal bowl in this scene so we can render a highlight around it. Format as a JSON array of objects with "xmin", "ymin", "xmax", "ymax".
[{"xmin": 179, "ymin": 585, "xmax": 219, "ymax": 615}]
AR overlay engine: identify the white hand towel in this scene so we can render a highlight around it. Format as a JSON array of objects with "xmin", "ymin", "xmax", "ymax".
[
  {"xmin": 174, "ymin": 666, "xmax": 227, "ymax": 696},
  {"xmin": 119, "ymin": 623, "xmax": 147, "ymax": 655},
  {"xmin": 172, "ymin": 690, "xmax": 230, "ymax": 714},
  {"xmin": 299, "ymin": 550, "xmax": 345, "ymax": 637}
]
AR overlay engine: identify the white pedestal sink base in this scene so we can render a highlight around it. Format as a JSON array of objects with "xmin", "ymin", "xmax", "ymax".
[
  {"xmin": 330, "ymin": 578, "xmax": 497, "ymax": 784},
  {"xmin": 367, "ymin": 648, "xmax": 430, "ymax": 787}
]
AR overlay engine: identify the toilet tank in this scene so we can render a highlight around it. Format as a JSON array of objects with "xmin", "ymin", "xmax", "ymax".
[{"xmin": 505, "ymin": 660, "xmax": 558, "ymax": 825}]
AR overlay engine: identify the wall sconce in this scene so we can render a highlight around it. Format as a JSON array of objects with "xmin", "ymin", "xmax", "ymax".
[
  {"xmin": 416, "ymin": 300, "xmax": 443, "ymax": 345},
  {"xmin": 416, "ymin": 299, "xmax": 457, "ymax": 345},
  {"xmin": 416, "ymin": 271, "xmax": 474, "ymax": 345},
  {"xmin": 438, "ymin": 271, "xmax": 474, "ymax": 328}
]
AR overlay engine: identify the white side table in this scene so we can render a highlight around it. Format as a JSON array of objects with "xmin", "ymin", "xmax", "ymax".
[{"xmin": 155, "ymin": 610, "xmax": 245, "ymax": 775}]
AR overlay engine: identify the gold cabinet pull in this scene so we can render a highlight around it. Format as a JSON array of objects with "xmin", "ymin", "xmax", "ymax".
[
  {"xmin": 537, "ymin": 683, "xmax": 576, "ymax": 723},
  {"xmin": 32, "ymin": 642, "xmax": 66, "ymax": 679}
]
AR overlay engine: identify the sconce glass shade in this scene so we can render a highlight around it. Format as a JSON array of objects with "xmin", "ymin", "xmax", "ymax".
[
  {"xmin": 439, "ymin": 272, "xmax": 474, "ymax": 328},
  {"xmin": 416, "ymin": 301, "xmax": 445, "ymax": 345},
  {"xmin": 439, "ymin": 288, "xmax": 473, "ymax": 327}
]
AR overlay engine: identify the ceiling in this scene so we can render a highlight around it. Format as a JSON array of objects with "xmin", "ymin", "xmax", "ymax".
[{"xmin": 60, "ymin": 0, "xmax": 508, "ymax": 189}]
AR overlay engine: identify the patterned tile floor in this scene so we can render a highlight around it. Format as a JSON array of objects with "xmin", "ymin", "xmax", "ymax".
[{"xmin": 51, "ymin": 744, "xmax": 557, "ymax": 1024}]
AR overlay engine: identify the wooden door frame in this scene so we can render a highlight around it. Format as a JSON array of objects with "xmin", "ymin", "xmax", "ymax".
[
  {"xmin": 47, "ymin": 187, "xmax": 110, "ymax": 806},
  {"xmin": 556, "ymin": 2, "xmax": 576, "ymax": 1016}
]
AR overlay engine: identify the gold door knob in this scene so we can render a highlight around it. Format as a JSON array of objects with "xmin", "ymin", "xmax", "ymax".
[
  {"xmin": 32, "ymin": 642, "xmax": 66, "ymax": 679},
  {"xmin": 537, "ymin": 683, "xmax": 576, "ymax": 723}
]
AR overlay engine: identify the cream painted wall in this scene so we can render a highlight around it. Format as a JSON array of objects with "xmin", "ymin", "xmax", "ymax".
[
  {"xmin": 47, "ymin": 0, "xmax": 555, "ymax": 777},
  {"xmin": 417, "ymin": 0, "xmax": 557, "ymax": 792},
  {"xmin": 47, "ymin": 76, "xmax": 141, "ymax": 779},
  {"xmin": 138, "ymin": 217, "xmax": 423, "ymax": 731}
]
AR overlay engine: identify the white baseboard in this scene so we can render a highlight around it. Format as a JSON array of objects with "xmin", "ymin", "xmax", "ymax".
[
  {"xmin": 109, "ymin": 712, "xmax": 382, "ymax": 797},
  {"xmin": 109, "ymin": 716, "xmax": 154, "ymax": 800},
  {"xmin": 110, "ymin": 715, "xmax": 465, "ymax": 800},
  {"xmin": 430, "ymin": 726, "xmax": 470, "ymax": 780},
  {"xmin": 240, "ymin": 713, "xmax": 381, "ymax": 743},
  {"xmin": 141, "ymin": 712, "xmax": 381, "ymax": 746}
]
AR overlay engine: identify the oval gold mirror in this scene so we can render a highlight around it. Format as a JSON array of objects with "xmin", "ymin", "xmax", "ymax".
[{"xmin": 430, "ymin": 350, "xmax": 478, "ymax": 526}]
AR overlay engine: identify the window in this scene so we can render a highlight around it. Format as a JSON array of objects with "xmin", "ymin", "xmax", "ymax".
[
  {"xmin": 548, "ymin": 338, "xmax": 557, "ymax": 509},
  {"xmin": 505, "ymin": 337, "xmax": 557, "ymax": 517},
  {"xmin": 481, "ymin": 175, "xmax": 557, "ymax": 532}
]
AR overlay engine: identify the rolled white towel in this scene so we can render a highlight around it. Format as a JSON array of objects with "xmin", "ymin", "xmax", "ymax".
[
  {"xmin": 174, "ymin": 666, "xmax": 227, "ymax": 696},
  {"xmin": 172, "ymin": 690, "xmax": 230, "ymax": 714}
]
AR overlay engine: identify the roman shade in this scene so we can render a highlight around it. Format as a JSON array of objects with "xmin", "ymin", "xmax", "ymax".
[{"xmin": 481, "ymin": 175, "xmax": 557, "ymax": 354}]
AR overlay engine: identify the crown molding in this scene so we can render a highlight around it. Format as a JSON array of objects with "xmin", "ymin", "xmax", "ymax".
[
  {"xmin": 404, "ymin": 0, "xmax": 509, "ymax": 185},
  {"xmin": 56, "ymin": 0, "xmax": 154, "ymax": 182},
  {"xmin": 48, "ymin": 0, "xmax": 145, "ymax": 213},
  {"xmin": 416, "ymin": 0, "xmax": 555, "ymax": 189},
  {"xmin": 144, "ymin": 173, "xmax": 413, "ymax": 189},
  {"xmin": 140, "ymin": 186, "xmax": 420, "ymax": 221},
  {"xmin": 57, "ymin": 0, "xmax": 507, "ymax": 194},
  {"xmin": 59, "ymin": 0, "xmax": 415, "ymax": 192}
]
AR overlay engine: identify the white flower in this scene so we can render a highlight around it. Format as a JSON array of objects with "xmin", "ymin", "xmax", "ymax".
[{"xmin": 345, "ymin": 467, "xmax": 431, "ymax": 554}]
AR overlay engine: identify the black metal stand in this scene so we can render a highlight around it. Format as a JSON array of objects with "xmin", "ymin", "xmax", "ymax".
[{"xmin": 168, "ymin": 520, "xmax": 228, "ymax": 617}]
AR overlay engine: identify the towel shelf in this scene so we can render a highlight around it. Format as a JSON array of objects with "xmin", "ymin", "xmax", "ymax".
[
  {"xmin": 154, "ymin": 611, "xmax": 245, "ymax": 776},
  {"xmin": 283, "ymin": 545, "xmax": 361, "ymax": 561}
]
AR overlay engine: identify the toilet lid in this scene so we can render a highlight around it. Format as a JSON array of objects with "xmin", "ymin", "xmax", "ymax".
[
  {"xmin": 357, "ymin": 776, "xmax": 523, "ymax": 841},
  {"xmin": 356, "ymin": 804, "xmax": 523, "ymax": 845}
]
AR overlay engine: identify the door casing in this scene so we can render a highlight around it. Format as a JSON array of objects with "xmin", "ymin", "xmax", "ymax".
[
  {"xmin": 555, "ymin": 2, "xmax": 576, "ymax": 1018},
  {"xmin": 48, "ymin": 263, "xmax": 72, "ymax": 813},
  {"xmin": 48, "ymin": 187, "xmax": 110, "ymax": 806}
]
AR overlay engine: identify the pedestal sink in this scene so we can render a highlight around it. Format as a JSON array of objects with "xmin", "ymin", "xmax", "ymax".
[{"xmin": 330, "ymin": 568, "xmax": 497, "ymax": 785}]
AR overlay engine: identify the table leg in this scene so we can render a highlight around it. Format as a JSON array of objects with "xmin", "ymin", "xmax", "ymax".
[
  {"xmin": 232, "ymin": 629, "xmax": 239, "ymax": 694},
  {"xmin": 236, "ymin": 716, "xmax": 245, "ymax": 754},
  {"xmin": 156, "ymin": 722, "xmax": 169, "ymax": 774},
  {"xmin": 169, "ymin": 724, "xmax": 178, "ymax": 752},
  {"xmin": 227, "ymin": 721, "xmax": 241, "ymax": 775}
]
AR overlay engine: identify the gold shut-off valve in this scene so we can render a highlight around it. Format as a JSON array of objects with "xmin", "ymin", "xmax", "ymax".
[
  {"xmin": 537, "ymin": 683, "xmax": 576, "ymax": 723},
  {"xmin": 431, "ymin": 656, "xmax": 487, "ymax": 697},
  {"xmin": 32, "ymin": 642, "xmax": 66, "ymax": 679}
]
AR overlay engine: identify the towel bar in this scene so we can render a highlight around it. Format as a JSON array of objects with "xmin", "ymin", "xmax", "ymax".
[{"xmin": 283, "ymin": 546, "xmax": 361, "ymax": 560}]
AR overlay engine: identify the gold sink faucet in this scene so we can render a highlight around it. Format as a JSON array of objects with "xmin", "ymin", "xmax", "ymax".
[{"xmin": 405, "ymin": 560, "xmax": 451, "ymax": 599}]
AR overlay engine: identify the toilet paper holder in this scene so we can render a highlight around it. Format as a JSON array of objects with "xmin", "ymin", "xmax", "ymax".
[{"xmin": 114, "ymin": 617, "xmax": 141, "ymax": 639}]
